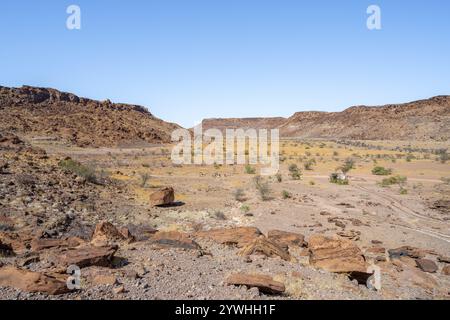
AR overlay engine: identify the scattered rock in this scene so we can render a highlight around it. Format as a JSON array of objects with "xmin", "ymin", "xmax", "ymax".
[
  {"xmin": 113, "ymin": 285, "xmax": 125, "ymax": 294},
  {"xmin": 92, "ymin": 274, "xmax": 118, "ymax": 286},
  {"xmin": 388, "ymin": 246, "xmax": 427, "ymax": 259},
  {"xmin": 267, "ymin": 230, "xmax": 306, "ymax": 249},
  {"xmin": 54, "ymin": 245, "xmax": 118, "ymax": 268},
  {"xmin": 91, "ymin": 221, "xmax": 134, "ymax": 246},
  {"xmin": 415, "ymin": 259, "xmax": 438, "ymax": 273},
  {"xmin": 226, "ymin": 273, "xmax": 285, "ymax": 295},
  {"xmin": 150, "ymin": 231, "xmax": 201, "ymax": 250},
  {"xmin": 195, "ymin": 227, "xmax": 262, "ymax": 248},
  {"xmin": 0, "ymin": 266, "xmax": 69, "ymax": 295},
  {"xmin": 308, "ymin": 235, "xmax": 367, "ymax": 273},
  {"xmin": 149, "ymin": 187, "xmax": 175, "ymax": 206},
  {"xmin": 239, "ymin": 236, "xmax": 291, "ymax": 261},
  {"xmin": 31, "ymin": 237, "xmax": 84, "ymax": 252}
]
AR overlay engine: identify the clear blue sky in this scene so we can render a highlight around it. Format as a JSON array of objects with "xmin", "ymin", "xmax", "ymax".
[{"xmin": 1, "ymin": 1, "xmax": 450, "ymax": 128}]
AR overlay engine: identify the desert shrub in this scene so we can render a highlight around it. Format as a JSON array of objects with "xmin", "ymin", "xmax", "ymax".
[
  {"xmin": 233, "ymin": 188, "xmax": 246, "ymax": 202},
  {"xmin": 254, "ymin": 175, "xmax": 271, "ymax": 201},
  {"xmin": 371, "ymin": 166, "xmax": 392, "ymax": 176},
  {"xmin": 437, "ymin": 149, "xmax": 449, "ymax": 163},
  {"xmin": 333, "ymin": 151, "xmax": 339, "ymax": 156},
  {"xmin": 282, "ymin": 190, "xmax": 291, "ymax": 199},
  {"xmin": 240, "ymin": 205, "xmax": 250, "ymax": 213},
  {"xmin": 309, "ymin": 180, "xmax": 315, "ymax": 185},
  {"xmin": 245, "ymin": 164, "xmax": 256, "ymax": 174},
  {"xmin": 304, "ymin": 159, "xmax": 315, "ymax": 171},
  {"xmin": 58, "ymin": 159, "xmax": 98, "ymax": 184},
  {"xmin": 380, "ymin": 175, "xmax": 407, "ymax": 187},
  {"xmin": 139, "ymin": 172, "xmax": 150, "ymax": 187},
  {"xmin": 275, "ymin": 173, "xmax": 282, "ymax": 182},
  {"xmin": 399, "ymin": 187, "xmax": 408, "ymax": 195},
  {"xmin": 212, "ymin": 211, "xmax": 227, "ymax": 220},
  {"xmin": 329, "ymin": 173, "xmax": 349, "ymax": 185},
  {"xmin": 341, "ymin": 158, "xmax": 355, "ymax": 174},
  {"xmin": 288, "ymin": 164, "xmax": 302, "ymax": 180},
  {"xmin": 406, "ymin": 154, "xmax": 415, "ymax": 162}
]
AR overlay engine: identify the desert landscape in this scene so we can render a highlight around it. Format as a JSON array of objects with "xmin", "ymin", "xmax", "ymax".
[{"xmin": 0, "ymin": 86, "xmax": 449, "ymax": 300}]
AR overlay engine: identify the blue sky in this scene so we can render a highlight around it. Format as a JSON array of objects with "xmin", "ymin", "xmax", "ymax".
[{"xmin": 1, "ymin": 1, "xmax": 449, "ymax": 127}]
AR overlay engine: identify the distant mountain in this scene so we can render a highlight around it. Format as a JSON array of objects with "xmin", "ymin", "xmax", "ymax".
[
  {"xmin": 202, "ymin": 96, "xmax": 450, "ymax": 141},
  {"xmin": 0, "ymin": 86, "xmax": 181, "ymax": 147}
]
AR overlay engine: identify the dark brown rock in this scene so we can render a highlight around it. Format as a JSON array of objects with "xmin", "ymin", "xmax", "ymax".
[
  {"xmin": 54, "ymin": 245, "xmax": 118, "ymax": 268},
  {"xmin": 415, "ymin": 259, "xmax": 438, "ymax": 273},
  {"xmin": 150, "ymin": 231, "xmax": 200, "ymax": 250}
]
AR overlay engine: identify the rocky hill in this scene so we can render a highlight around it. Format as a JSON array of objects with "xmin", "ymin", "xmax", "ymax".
[
  {"xmin": 0, "ymin": 86, "xmax": 181, "ymax": 147},
  {"xmin": 202, "ymin": 96, "xmax": 450, "ymax": 141}
]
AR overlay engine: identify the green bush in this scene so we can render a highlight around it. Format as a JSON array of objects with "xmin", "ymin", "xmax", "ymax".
[
  {"xmin": 282, "ymin": 190, "xmax": 291, "ymax": 199},
  {"xmin": 58, "ymin": 159, "xmax": 98, "ymax": 184},
  {"xmin": 245, "ymin": 164, "xmax": 256, "ymax": 174},
  {"xmin": 380, "ymin": 175, "xmax": 407, "ymax": 187},
  {"xmin": 254, "ymin": 175, "xmax": 271, "ymax": 201},
  {"xmin": 288, "ymin": 164, "xmax": 302, "ymax": 180},
  {"xmin": 371, "ymin": 166, "xmax": 392, "ymax": 176}
]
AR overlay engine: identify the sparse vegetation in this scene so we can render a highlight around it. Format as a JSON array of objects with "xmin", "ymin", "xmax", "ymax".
[
  {"xmin": 254, "ymin": 175, "xmax": 271, "ymax": 201},
  {"xmin": 245, "ymin": 164, "xmax": 256, "ymax": 174},
  {"xmin": 58, "ymin": 158, "xmax": 98, "ymax": 184},
  {"xmin": 288, "ymin": 164, "xmax": 302, "ymax": 180},
  {"xmin": 371, "ymin": 166, "xmax": 392, "ymax": 176},
  {"xmin": 282, "ymin": 190, "xmax": 291, "ymax": 199},
  {"xmin": 240, "ymin": 205, "xmax": 250, "ymax": 213},
  {"xmin": 380, "ymin": 175, "xmax": 407, "ymax": 187},
  {"xmin": 139, "ymin": 172, "xmax": 150, "ymax": 187},
  {"xmin": 233, "ymin": 188, "xmax": 246, "ymax": 202},
  {"xmin": 275, "ymin": 173, "xmax": 282, "ymax": 182}
]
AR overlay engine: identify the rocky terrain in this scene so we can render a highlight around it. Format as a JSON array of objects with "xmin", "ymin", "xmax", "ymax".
[
  {"xmin": 1, "ymin": 130, "xmax": 449, "ymax": 300},
  {"xmin": 0, "ymin": 88, "xmax": 449, "ymax": 300},
  {"xmin": 202, "ymin": 96, "xmax": 450, "ymax": 141},
  {"xmin": 0, "ymin": 86, "xmax": 180, "ymax": 147}
]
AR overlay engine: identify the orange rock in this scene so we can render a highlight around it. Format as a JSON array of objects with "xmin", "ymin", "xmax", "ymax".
[
  {"xmin": 91, "ymin": 221, "xmax": 134, "ymax": 246},
  {"xmin": 0, "ymin": 266, "xmax": 69, "ymax": 295},
  {"xmin": 308, "ymin": 234, "xmax": 367, "ymax": 273},
  {"xmin": 267, "ymin": 230, "xmax": 305, "ymax": 249},
  {"xmin": 55, "ymin": 245, "xmax": 118, "ymax": 268},
  {"xmin": 195, "ymin": 227, "xmax": 262, "ymax": 248},
  {"xmin": 239, "ymin": 236, "xmax": 291, "ymax": 261},
  {"xmin": 149, "ymin": 187, "xmax": 174, "ymax": 206},
  {"xmin": 226, "ymin": 273, "xmax": 285, "ymax": 295}
]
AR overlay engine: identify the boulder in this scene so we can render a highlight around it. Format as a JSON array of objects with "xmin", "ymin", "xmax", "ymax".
[
  {"xmin": 54, "ymin": 245, "xmax": 118, "ymax": 268},
  {"xmin": 0, "ymin": 232, "xmax": 32, "ymax": 255},
  {"xmin": 0, "ymin": 266, "xmax": 69, "ymax": 295},
  {"xmin": 91, "ymin": 221, "xmax": 134, "ymax": 246},
  {"xmin": 415, "ymin": 259, "xmax": 438, "ymax": 273},
  {"xmin": 226, "ymin": 273, "xmax": 285, "ymax": 295},
  {"xmin": 308, "ymin": 235, "xmax": 367, "ymax": 273},
  {"xmin": 195, "ymin": 227, "xmax": 262, "ymax": 248},
  {"xmin": 150, "ymin": 231, "xmax": 201, "ymax": 250},
  {"xmin": 267, "ymin": 230, "xmax": 305, "ymax": 249},
  {"xmin": 239, "ymin": 236, "xmax": 291, "ymax": 261},
  {"xmin": 149, "ymin": 187, "xmax": 175, "ymax": 206},
  {"xmin": 31, "ymin": 237, "xmax": 84, "ymax": 252}
]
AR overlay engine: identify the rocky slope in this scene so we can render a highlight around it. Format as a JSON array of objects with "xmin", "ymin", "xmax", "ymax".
[
  {"xmin": 202, "ymin": 96, "xmax": 450, "ymax": 141},
  {"xmin": 0, "ymin": 86, "xmax": 181, "ymax": 147}
]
